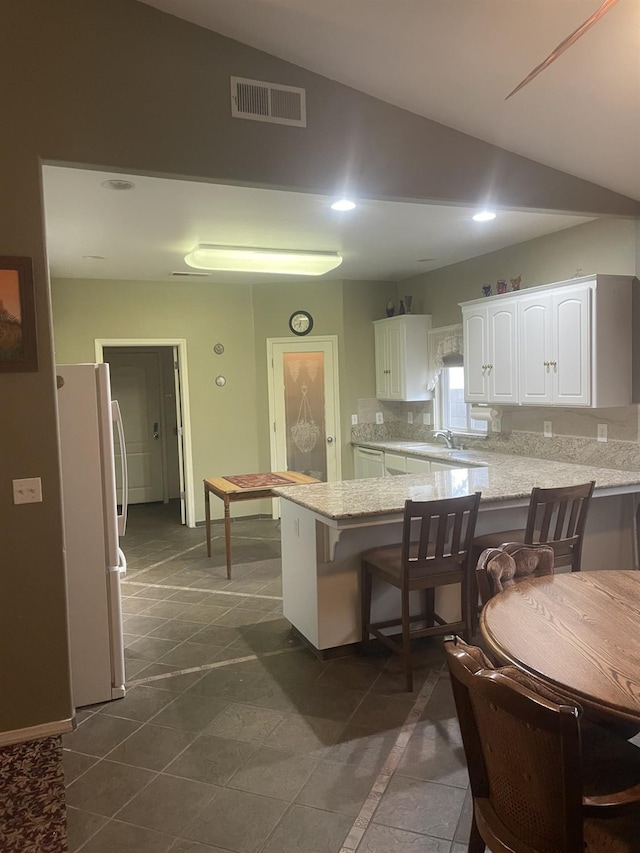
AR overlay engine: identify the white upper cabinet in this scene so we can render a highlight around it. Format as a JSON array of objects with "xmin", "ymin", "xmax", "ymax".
[
  {"xmin": 519, "ymin": 285, "xmax": 591, "ymax": 406},
  {"xmin": 461, "ymin": 275, "xmax": 633, "ymax": 408},
  {"xmin": 373, "ymin": 315, "xmax": 432, "ymax": 401},
  {"xmin": 462, "ymin": 300, "xmax": 518, "ymax": 404}
]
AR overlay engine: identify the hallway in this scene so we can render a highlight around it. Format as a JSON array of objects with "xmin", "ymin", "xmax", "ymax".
[{"xmin": 63, "ymin": 503, "xmax": 472, "ymax": 852}]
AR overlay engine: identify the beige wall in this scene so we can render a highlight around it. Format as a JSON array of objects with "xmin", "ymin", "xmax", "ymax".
[
  {"xmin": 403, "ymin": 217, "xmax": 638, "ymax": 325},
  {"xmin": 52, "ymin": 276, "xmax": 395, "ymax": 516},
  {"xmin": 2, "ymin": 0, "xmax": 639, "ymax": 736}
]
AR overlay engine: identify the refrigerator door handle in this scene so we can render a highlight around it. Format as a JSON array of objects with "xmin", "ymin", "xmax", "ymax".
[
  {"xmin": 108, "ymin": 563, "xmax": 126, "ymax": 698},
  {"xmin": 117, "ymin": 546, "xmax": 127, "ymax": 577},
  {"xmin": 112, "ymin": 399, "xmax": 129, "ymax": 537}
]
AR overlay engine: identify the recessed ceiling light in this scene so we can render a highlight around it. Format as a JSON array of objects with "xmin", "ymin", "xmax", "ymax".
[
  {"xmin": 331, "ymin": 199, "xmax": 356, "ymax": 211},
  {"xmin": 82, "ymin": 254, "xmax": 105, "ymax": 260},
  {"xmin": 472, "ymin": 211, "xmax": 497, "ymax": 222},
  {"xmin": 101, "ymin": 179, "xmax": 136, "ymax": 191}
]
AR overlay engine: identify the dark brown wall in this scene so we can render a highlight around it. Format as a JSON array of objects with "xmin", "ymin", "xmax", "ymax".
[{"xmin": 1, "ymin": 0, "xmax": 638, "ymax": 735}]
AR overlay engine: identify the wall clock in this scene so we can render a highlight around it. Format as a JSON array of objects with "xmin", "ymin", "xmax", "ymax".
[{"xmin": 289, "ymin": 310, "xmax": 313, "ymax": 336}]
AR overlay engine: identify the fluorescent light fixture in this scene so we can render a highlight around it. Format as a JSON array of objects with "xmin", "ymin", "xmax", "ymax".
[
  {"xmin": 472, "ymin": 210, "xmax": 497, "ymax": 222},
  {"xmin": 184, "ymin": 244, "xmax": 343, "ymax": 275},
  {"xmin": 331, "ymin": 199, "xmax": 356, "ymax": 211}
]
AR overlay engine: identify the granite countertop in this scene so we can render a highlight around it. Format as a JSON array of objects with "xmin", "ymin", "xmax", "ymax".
[
  {"xmin": 274, "ymin": 448, "xmax": 640, "ymax": 521},
  {"xmin": 351, "ymin": 439, "xmax": 489, "ymax": 467}
]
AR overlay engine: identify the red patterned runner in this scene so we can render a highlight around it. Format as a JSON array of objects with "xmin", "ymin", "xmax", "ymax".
[{"xmin": 222, "ymin": 473, "xmax": 294, "ymax": 488}]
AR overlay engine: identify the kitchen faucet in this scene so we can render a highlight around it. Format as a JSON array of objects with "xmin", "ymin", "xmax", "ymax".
[{"xmin": 433, "ymin": 429, "xmax": 455, "ymax": 449}]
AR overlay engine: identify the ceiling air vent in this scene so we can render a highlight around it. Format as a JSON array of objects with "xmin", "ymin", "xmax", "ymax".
[
  {"xmin": 231, "ymin": 76, "xmax": 306, "ymax": 127},
  {"xmin": 171, "ymin": 271, "xmax": 211, "ymax": 278}
]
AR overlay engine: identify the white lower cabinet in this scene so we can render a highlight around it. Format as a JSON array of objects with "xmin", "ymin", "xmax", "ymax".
[
  {"xmin": 405, "ymin": 456, "xmax": 432, "ymax": 475},
  {"xmin": 354, "ymin": 446, "xmax": 467, "ymax": 479},
  {"xmin": 384, "ymin": 452, "xmax": 407, "ymax": 476}
]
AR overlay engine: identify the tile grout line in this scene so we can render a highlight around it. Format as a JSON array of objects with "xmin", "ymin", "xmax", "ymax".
[
  {"xmin": 338, "ymin": 666, "xmax": 442, "ymax": 853},
  {"xmin": 128, "ymin": 645, "xmax": 301, "ymax": 686},
  {"xmin": 124, "ymin": 579, "xmax": 282, "ymax": 601},
  {"xmin": 125, "ymin": 541, "xmax": 205, "ymax": 577}
]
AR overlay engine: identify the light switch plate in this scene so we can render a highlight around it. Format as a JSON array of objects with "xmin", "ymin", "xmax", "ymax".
[
  {"xmin": 351, "ymin": 414, "xmax": 358, "ymax": 426},
  {"xmin": 13, "ymin": 477, "xmax": 43, "ymax": 504},
  {"xmin": 597, "ymin": 423, "xmax": 608, "ymax": 442},
  {"xmin": 407, "ymin": 412, "xmax": 413, "ymax": 424},
  {"xmin": 422, "ymin": 413, "xmax": 431, "ymax": 425},
  {"xmin": 375, "ymin": 412, "xmax": 384, "ymax": 425},
  {"xmin": 491, "ymin": 418, "xmax": 502, "ymax": 433},
  {"xmin": 543, "ymin": 421, "xmax": 553, "ymax": 438}
]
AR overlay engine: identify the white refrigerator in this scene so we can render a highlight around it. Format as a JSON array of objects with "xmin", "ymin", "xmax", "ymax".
[{"xmin": 56, "ymin": 363, "xmax": 129, "ymax": 708}]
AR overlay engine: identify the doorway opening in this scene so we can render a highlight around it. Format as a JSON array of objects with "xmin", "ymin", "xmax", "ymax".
[{"xmin": 95, "ymin": 338, "xmax": 195, "ymax": 528}]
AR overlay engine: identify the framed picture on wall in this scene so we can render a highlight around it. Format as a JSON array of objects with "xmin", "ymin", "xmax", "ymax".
[{"xmin": 0, "ymin": 256, "xmax": 38, "ymax": 372}]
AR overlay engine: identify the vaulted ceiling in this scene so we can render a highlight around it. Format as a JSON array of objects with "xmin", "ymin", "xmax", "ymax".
[{"xmin": 137, "ymin": 0, "xmax": 640, "ymax": 202}]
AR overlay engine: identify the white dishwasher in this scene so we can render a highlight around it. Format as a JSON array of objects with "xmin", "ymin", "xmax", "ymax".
[{"xmin": 354, "ymin": 446, "xmax": 385, "ymax": 478}]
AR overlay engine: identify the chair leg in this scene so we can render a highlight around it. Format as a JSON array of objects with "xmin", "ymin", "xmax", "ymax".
[
  {"xmin": 361, "ymin": 564, "xmax": 372, "ymax": 652},
  {"xmin": 469, "ymin": 810, "xmax": 485, "ymax": 853},
  {"xmin": 402, "ymin": 586, "xmax": 413, "ymax": 692},
  {"xmin": 424, "ymin": 588, "xmax": 435, "ymax": 628}
]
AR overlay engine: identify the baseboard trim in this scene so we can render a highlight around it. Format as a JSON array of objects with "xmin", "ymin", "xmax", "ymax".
[{"xmin": 0, "ymin": 717, "xmax": 74, "ymax": 748}]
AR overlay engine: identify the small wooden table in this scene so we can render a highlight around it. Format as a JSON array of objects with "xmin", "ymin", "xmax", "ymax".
[
  {"xmin": 480, "ymin": 570, "xmax": 640, "ymax": 724},
  {"xmin": 203, "ymin": 472, "xmax": 319, "ymax": 578}
]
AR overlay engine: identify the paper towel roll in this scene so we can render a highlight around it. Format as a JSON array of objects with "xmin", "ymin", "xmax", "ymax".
[{"xmin": 469, "ymin": 406, "xmax": 500, "ymax": 422}]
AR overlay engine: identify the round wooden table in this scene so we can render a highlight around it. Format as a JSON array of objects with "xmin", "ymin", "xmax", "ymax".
[{"xmin": 480, "ymin": 570, "xmax": 640, "ymax": 723}]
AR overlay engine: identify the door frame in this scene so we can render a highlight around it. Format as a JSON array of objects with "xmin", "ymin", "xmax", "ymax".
[
  {"xmin": 95, "ymin": 337, "xmax": 196, "ymax": 528},
  {"xmin": 266, "ymin": 335, "xmax": 342, "ymax": 481}
]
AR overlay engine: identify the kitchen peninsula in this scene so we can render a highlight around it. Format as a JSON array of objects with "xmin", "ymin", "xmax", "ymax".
[{"xmin": 274, "ymin": 450, "xmax": 640, "ymax": 656}]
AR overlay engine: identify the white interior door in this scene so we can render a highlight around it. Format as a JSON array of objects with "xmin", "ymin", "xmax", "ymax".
[
  {"xmin": 106, "ymin": 351, "xmax": 164, "ymax": 503},
  {"xmin": 268, "ymin": 337, "xmax": 341, "ymax": 483}
]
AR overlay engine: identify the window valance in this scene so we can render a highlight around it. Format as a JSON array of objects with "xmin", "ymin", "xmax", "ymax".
[{"xmin": 427, "ymin": 324, "xmax": 464, "ymax": 390}]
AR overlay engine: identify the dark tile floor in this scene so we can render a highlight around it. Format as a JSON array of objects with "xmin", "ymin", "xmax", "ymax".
[{"xmin": 63, "ymin": 502, "xmax": 473, "ymax": 852}]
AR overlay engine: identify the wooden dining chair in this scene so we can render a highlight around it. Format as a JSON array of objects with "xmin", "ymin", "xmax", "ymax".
[
  {"xmin": 361, "ymin": 492, "xmax": 481, "ymax": 691},
  {"xmin": 472, "ymin": 480, "xmax": 595, "ymax": 573},
  {"xmin": 444, "ymin": 636, "xmax": 640, "ymax": 853},
  {"xmin": 476, "ymin": 541, "xmax": 555, "ymax": 605}
]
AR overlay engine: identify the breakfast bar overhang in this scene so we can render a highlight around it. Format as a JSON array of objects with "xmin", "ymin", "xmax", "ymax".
[{"xmin": 273, "ymin": 453, "xmax": 640, "ymax": 656}]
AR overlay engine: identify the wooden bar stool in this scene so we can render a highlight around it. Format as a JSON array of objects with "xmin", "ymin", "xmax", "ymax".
[
  {"xmin": 361, "ymin": 492, "xmax": 481, "ymax": 691},
  {"xmin": 472, "ymin": 481, "xmax": 595, "ymax": 574}
]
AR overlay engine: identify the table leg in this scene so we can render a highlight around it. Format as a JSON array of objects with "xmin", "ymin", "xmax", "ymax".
[
  {"xmin": 224, "ymin": 497, "xmax": 232, "ymax": 579},
  {"xmin": 205, "ymin": 483, "xmax": 212, "ymax": 558}
]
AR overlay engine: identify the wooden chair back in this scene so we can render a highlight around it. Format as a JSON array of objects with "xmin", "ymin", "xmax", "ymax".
[
  {"xmin": 400, "ymin": 493, "xmax": 481, "ymax": 589},
  {"xmin": 444, "ymin": 637, "xmax": 585, "ymax": 853},
  {"xmin": 523, "ymin": 481, "xmax": 594, "ymax": 570}
]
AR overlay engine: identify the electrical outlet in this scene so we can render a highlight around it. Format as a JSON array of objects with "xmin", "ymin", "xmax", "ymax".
[
  {"xmin": 375, "ymin": 412, "xmax": 384, "ymax": 425},
  {"xmin": 13, "ymin": 477, "xmax": 43, "ymax": 504},
  {"xmin": 543, "ymin": 421, "xmax": 553, "ymax": 438},
  {"xmin": 491, "ymin": 418, "xmax": 502, "ymax": 433},
  {"xmin": 597, "ymin": 423, "xmax": 608, "ymax": 443},
  {"xmin": 351, "ymin": 414, "xmax": 358, "ymax": 426},
  {"xmin": 407, "ymin": 412, "xmax": 413, "ymax": 424},
  {"xmin": 422, "ymin": 413, "xmax": 431, "ymax": 426}
]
